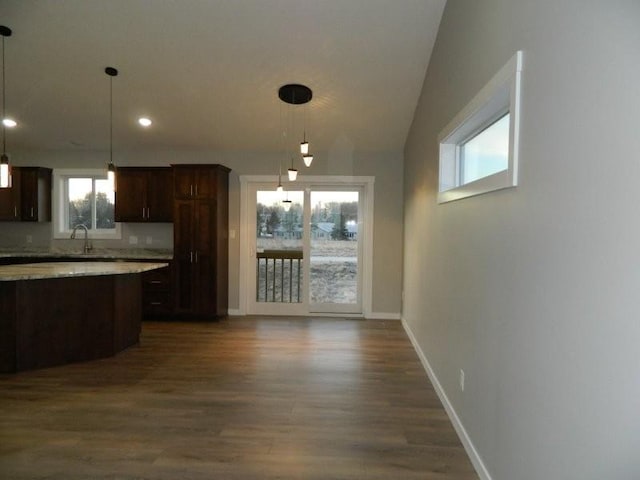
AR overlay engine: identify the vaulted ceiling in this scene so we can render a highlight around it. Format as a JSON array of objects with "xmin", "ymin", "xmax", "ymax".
[{"xmin": 0, "ymin": 0, "xmax": 445, "ymax": 155}]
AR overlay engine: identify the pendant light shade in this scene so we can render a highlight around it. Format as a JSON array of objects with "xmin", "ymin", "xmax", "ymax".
[
  {"xmin": 287, "ymin": 156, "xmax": 298, "ymax": 181},
  {"xmin": 300, "ymin": 141, "xmax": 309, "ymax": 155},
  {"xmin": 303, "ymin": 154, "xmax": 313, "ymax": 167},
  {"xmin": 282, "ymin": 199, "xmax": 292, "ymax": 212},
  {"xmin": 0, "ymin": 25, "xmax": 13, "ymax": 189},
  {"xmin": 0, "ymin": 154, "xmax": 9, "ymax": 188},
  {"xmin": 105, "ymin": 66, "xmax": 118, "ymax": 189}
]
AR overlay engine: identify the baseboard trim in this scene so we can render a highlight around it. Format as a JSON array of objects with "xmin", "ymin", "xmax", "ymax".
[
  {"xmin": 226, "ymin": 309, "xmax": 243, "ymax": 317},
  {"xmin": 367, "ymin": 311, "xmax": 401, "ymax": 320},
  {"xmin": 401, "ymin": 317, "xmax": 492, "ymax": 480}
]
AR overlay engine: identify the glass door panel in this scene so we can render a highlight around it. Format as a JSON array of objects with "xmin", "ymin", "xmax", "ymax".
[
  {"xmin": 309, "ymin": 190, "xmax": 361, "ymax": 313},
  {"xmin": 253, "ymin": 190, "xmax": 305, "ymax": 314}
]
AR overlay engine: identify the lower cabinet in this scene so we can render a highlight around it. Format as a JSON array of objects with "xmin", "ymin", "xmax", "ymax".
[{"xmin": 141, "ymin": 264, "xmax": 173, "ymax": 316}]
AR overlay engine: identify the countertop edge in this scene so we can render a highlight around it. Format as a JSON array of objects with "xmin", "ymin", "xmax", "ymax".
[{"xmin": 0, "ymin": 261, "xmax": 169, "ymax": 282}]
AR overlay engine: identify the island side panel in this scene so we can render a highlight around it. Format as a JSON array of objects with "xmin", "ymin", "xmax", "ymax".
[
  {"xmin": 14, "ymin": 276, "xmax": 115, "ymax": 372},
  {"xmin": 113, "ymin": 273, "xmax": 142, "ymax": 352},
  {"xmin": 0, "ymin": 282, "xmax": 18, "ymax": 372}
]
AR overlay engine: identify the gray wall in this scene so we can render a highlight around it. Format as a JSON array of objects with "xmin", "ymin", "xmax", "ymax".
[
  {"xmin": 403, "ymin": 1, "xmax": 640, "ymax": 479},
  {"xmin": 0, "ymin": 148, "xmax": 403, "ymax": 315}
]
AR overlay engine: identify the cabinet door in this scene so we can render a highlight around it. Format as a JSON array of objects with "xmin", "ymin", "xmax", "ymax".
[
  {"xmin": 0, "ymin": 167, "xmax": 21, "ymax": 221},
  {"xmin": 193, "ymin": 198, "xmax": 216, "ymax": 315},
  {"xmin": 146, "ymin": 169, "xmax": 173, "ymax": 222},
  {"xmin": 173, "ymin": 168, "xmax": 194, "ymax": 199},
  {"xmin": 115, "ymin": 170, "xmax": 146, "ymax": 222},
  {"xmin": 173, "ymin": 200, "xmax": 195, "ymax": 313},
  {"xmin": 192, "ymin": 167, "xmax": 216, "ymax": 199},
  {"xmin": 20, "ymin": 168, "xmax": 39, "ymax": 221}
]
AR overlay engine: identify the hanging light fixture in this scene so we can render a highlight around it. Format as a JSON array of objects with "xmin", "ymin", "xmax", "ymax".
[
  {"xmin": 278, "ymin": 83, "xmax": 313, "ymax": 179},
  {"xmin": 287, "ymin": 156, "xmax": 297, "ymax": 181},
  {"xmin": 276, "ymin": 160, "xmax": 283, "ymax": 193},
  {"xmin": 300, "ymin": 102, "xmax": 313, "ymax": 167},
  {"xmin": 0, "ymin": 25, "xmax": 13, "ymax": 189},
  {"xmin": 282, "ymin": 190, "xmax": 292, "ymax": 212},
  {"xmin": 105, "ymin": 66, "xmax": 118, "ymax": 187}
]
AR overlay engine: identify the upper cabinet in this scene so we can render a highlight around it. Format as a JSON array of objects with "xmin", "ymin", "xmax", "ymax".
[
  {"xmin": 173, "ymin": 165, "xmax": 220, "ymax": 200},
  {"xmin": 0, "ymin": 167, "xmax": 51, "ymax": 222},
  {"xmin": 115, "ymin": 167, "xmax": 173, "ymax": 222}
]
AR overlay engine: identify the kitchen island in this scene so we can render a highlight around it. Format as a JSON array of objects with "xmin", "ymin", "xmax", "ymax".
[{"xmin": 0, "ymin": 262, "xmax": 168, "ymax": 373}]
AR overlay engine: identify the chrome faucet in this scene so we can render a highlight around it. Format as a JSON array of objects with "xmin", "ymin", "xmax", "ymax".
[{"xmin": 70, "ymin": 224, "xmax": 92, "ymax": 254}]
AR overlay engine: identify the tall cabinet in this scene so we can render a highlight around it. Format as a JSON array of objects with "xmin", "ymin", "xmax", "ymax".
[{"xmin": 172, "ymin": 164, "xmax": 230, "ymax": 318}]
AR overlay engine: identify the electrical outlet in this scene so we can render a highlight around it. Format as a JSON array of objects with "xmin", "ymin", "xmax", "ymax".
[
  {"xmin": 129, "ymin": 235, "xmax": 138, "ymax": 245},
  {"xmin": 460, "ymin": 369, "xmax": 465, "ymax": 392},
  {"xmin": 26, "ymin": 235, "xmax": 33, "ymax": 244},
  {"xmin": 229, "ymin": 229, "xmax": 236, "ymax": 239},
  {"xmin": 145, "ymin": 236, "xmax": 153, "ymax": 245}
]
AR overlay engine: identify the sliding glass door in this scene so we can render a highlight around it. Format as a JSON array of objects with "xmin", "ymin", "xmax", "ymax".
[{"xmin": 246, "ymin": 182, "xmax": 364, "ymax": 316}]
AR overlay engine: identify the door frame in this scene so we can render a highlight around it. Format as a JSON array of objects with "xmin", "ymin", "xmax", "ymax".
[{"xmin": 239, "ymin": 175, "xmax": 375, "ymax": 317}]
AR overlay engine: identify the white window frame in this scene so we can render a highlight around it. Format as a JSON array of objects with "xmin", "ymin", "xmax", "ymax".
[
  {"xmin": 52, "ymin": 168, "xmax": 122, "ymax": 240},
  {"xmin": 438, "ymin": 50, "xmax": 523, "ymax": 203}
]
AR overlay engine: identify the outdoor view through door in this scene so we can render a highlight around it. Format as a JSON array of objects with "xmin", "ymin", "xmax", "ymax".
[{"xmin": 253, "ymin": 187, "xmax": 362, "ymax": 315}]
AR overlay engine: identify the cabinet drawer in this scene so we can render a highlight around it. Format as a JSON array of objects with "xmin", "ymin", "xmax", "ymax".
[
  {"xmin": 143, "ymin": 290, "xmax": 172, "ymax": 315},
  {"xmin": 142, "ymin": 267, "xmax": 171, "ymax": 290}
]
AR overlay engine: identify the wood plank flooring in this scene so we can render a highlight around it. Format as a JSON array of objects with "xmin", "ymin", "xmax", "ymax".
[{"xmin": 0, "ymin": 317, "xmax": 478, "ymax": 479}]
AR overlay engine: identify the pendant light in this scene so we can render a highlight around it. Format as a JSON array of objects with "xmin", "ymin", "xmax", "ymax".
[
  {"xmin": 300, "ymin": 102, "xmax": 313, "ymax": 167},
  {"xmin": 282, "ymin": 191, "xmax": 292, "ymax": 212},
  {"xmin": 278, "ymin": 83, "xmax": 313, "ymax": 179},
  {"xmin": 287, "ymin": 156, "xmax": 298, "ymax": 181},
  {"xmin": 0, "ymin": 26, "xmax": 13, "ymax": 189},
  {"xmin": 105, "ymin": 66, "xmax": 118, "ymax": 188},
  {"xmin": 276, "ymin": 160, "xmax": 283, "ymax": 193}
]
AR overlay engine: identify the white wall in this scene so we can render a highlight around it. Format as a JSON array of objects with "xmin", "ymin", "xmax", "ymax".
[
  {"xmin": 403, "ymin": 1, "xmax": 640, "ymax": 479},
  {"xmin": 0, "ymin": 147, "xmax": 404, "ymax": 316}
]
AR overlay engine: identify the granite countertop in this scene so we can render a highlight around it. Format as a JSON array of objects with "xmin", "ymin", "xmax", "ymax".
[
  {"xmin": 0, "ymin": 248, "xmax": 173, "ymax": 260},
  {"xmin": 0, "ymin": 261, "xmax": 169, "ymax": 281}
]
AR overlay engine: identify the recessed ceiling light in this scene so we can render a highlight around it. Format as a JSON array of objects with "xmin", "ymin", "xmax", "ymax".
[
  {"xmin": 138, "ymin": 117, "xmax": 152, "ymax": 127},
  {"xmin": 3, "ymin": 118, "xmax": 17, "ymax": 128}
]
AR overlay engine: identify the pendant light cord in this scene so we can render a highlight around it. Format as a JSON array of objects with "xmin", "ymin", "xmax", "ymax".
[
  {"xmin": 109, "ymin": 73, "xmax": 113, "ymax": 164},
  {"xmin": 2, "ymin": 34, "xmax": 6, "ymax": 155}
]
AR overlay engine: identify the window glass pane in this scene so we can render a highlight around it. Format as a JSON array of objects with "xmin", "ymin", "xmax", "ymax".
[
  {"xmin": 461, "ymin": 113, "xmax": 510, "ymax": 185},
  {"xmin": 95, "ymin": 179, "xmax": 115, "ymax": 229},
  {"xmin": 68, "ymin": 178, "xmax": 92, "ymax": 229}
]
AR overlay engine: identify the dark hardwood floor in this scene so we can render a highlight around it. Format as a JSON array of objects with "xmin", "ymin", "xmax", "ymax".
[{"xmin": 0, "ymin": 317, "xmax": 478, "ymax": 479}]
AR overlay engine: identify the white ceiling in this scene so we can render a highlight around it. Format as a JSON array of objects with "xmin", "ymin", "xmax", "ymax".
[{"xmin": 0, "ymin": 0, "xmax": 445, "ymax": 155}]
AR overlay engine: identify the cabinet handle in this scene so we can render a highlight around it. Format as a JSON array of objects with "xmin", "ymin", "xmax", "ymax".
[
  {"xmin": 147, "ymin": 207, "xmax": 150, "ymax": 219},
  {"xmin": 149, "ymin": 280, "xmax": 163, "ymax": 284},
  {"xmin": 30, "ymin": 207, "xmax": 34, "ymax": 218},
  {"xmin": 150, "ymin": 302, "xmax": 163, "ymax": 306},
  {"xmin": 195, "ymin": 251, "xmax": 198, "ymax": 263},
  {"xmin": 195, "ymin": 184, "xmax": 198, "ymax": 196},
  {"xmin": 190, "ymin": 184, "xmax": 193, "ymax": 197},
  {"xmin": 190, "ymin": 251, "xmax": 193, "ymax": 264},
  {"xmin": 142, "ymin": 207, "xmax": 146, "ymax": 219}
]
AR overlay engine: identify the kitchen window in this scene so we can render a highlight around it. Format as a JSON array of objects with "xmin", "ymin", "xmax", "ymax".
[
  {"xmin": 438, "ymin": 51, "xmax": 522, "ymax": 203},
  {"xmin": 52, "ymin": 169, "xmax": 121, "ymax": 239}
]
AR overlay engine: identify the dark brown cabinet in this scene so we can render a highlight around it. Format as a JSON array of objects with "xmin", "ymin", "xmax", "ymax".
[
  {"xmin": 142, "ymin": 263, "xmax": 173, "ymax": 316},
  {"xmin": 172, "ymin": 164, "xmax": 230, "ymax": 318},
  {"xmin": 115, "ymin": 167, "xmax": 173, "ymax": 222},
  {"xmin": 0, "ymin": 167, "xmax": 21, "ymax": 221},
  {"xmin": 0, "ymin": 167, "xmax": 51, "ymax": 222}
]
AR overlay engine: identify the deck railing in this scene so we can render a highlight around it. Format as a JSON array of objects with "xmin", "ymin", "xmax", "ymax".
[{"xmin": 256, "ymin": 249, "xmax": 303, "ymax": 303}]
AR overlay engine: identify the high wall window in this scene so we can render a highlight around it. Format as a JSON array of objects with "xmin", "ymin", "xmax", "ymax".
[
  {"xmin": 438, "ymin": 51, "xmax": 522, "ymax": 203},
  {"xmin": 52, "ymin": 169, "xmax": 121, "ymax": 239}
]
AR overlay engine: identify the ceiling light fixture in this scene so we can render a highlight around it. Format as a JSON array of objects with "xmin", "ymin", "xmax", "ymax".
[
  {"xmin": 138, "ymin": 117, "xmax": 152, "ymax": 127},
  {"xmin": 0, "ymin": 25, "xmax": 13, "ymax": 189},
  {"xmin": 278, "ymin": 83, "xmax": 313, "ymax": 178},
  {"xmin": 276, "ymin": 160, "xmax": 283, "ymax": 193},
  {"xmin": 287, "ymin": 156, "xmax": 297, "ymax": 181},
  {"xmin": 105, "ymin": 66, "xmax": 118, "ymax": 188}
]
